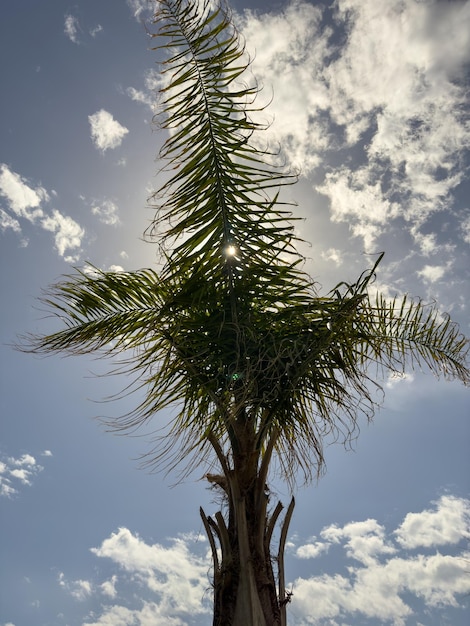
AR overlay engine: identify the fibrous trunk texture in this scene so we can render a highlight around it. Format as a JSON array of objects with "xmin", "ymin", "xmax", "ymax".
[{"xmin": 201, "ymin": 469, "xmax": 294, "ymax": 626}]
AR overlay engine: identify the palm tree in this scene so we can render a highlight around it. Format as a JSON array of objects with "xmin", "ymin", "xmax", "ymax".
[{"xmin": 20, "ymin": 1, "xmax": 469, "ymax": 625}]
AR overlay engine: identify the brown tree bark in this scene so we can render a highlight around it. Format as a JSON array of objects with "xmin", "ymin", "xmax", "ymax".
[{"xmin": 201, "ymin": 454, "xmax": 295, "ymax": 626}]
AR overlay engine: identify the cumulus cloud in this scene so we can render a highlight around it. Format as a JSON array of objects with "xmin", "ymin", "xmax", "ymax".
[
  {"xmin": 0, "ymin": 453, "xmax": 47, "ymax": 498},
  {"xmin": 395, "ymin": 495, "xmax": 470, "ymax": 549},
  {"xmin": 90, "ymin": 528, "xmax": 211, "ymax": 618},
  {"xmin": 64, "ymin": 15, "xmax": 80, "ymax": 44},
  {"xmin": 461, "ymin": 215, "xmax": 470, "ymax": 244},
  {"xmin": 320, "ymin": 518, "xmax": 397, "ymax": 566},
  {"xmin": 290, "ymin": 495, "xmax": 470, "ymax": 625},
  {"xmin": 84, "ymin": 603, "xmax": 186, "ymax": 626},
  {"xmin": 0, "ymin": 164, "xmax": 48, "ymax": 222},
  {"xmin": 88, "ymin": 110, "xmax": 129, "ymax": 153},
  {"xmin": 60, "ymin": 496, "xmax": 470, "ymax": 625},
  {"xmin": 237, "ymin": 0, "xmax": 470, "ymax": 279},
  {"xmin": 100, "ymin": 575, "xmax": 118, "ymax": 599},
  {"xmin": 296, "ymin": 540, "xmax": 330, "ymax": 560},
  {"xmin": 0, "ymin": 164, "xmax": 84, "ymax": 258},
  {"xmin": 41, "ymin": 210, "xmax": 84, "ymax": 257}
]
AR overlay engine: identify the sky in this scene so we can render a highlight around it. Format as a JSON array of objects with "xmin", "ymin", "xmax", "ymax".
[{"xmin": 0, "ymin": 0, "xmax": 469, "ymax": 625}]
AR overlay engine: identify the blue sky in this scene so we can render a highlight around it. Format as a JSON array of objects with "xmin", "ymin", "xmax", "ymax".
[{"xmin": 1, "ymin": 1, "xmax": 469, "ymax": 625}]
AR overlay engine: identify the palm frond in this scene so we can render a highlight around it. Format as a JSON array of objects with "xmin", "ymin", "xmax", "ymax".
[
  {"xmin": 18, "ymin": 0, "xmax": 469, "ymax": 485},
  {"xmin": 148, "ymin": 0, "xmax": 303, "ymax": 294}
]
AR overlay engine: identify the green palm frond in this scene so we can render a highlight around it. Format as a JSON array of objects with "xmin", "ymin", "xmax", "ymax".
[
  {"xmin": 18, "ymin": 0, "xmax": 469, "ymax": 484},
  {"xmin": 356, "ymin": 292, "xmax": 469, "ymax": 381},
  {"xmin": 148, "ymin": 0, "xmax": 303, "ymax": 291}
]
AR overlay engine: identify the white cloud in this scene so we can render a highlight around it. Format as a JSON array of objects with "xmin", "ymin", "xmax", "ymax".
[
  {"xmin": 238, "ymin": 0, "xmax": 470, "ymax": 257},
  {"xmin": 91, "ymin": 199, "xmax": 121, "ymax": 226},
  {"xmin": 59, "ymin": 572, "xmax": 93, "ymax": 601},
  {"xmin": 395, "ymin": 495, "xmax": 470, "ymax": 549},
  {"xmin": 317, "ymin": 167, "xmax": 400, "ymax": 251},
  {"xmin": 88, "ymin": 110, "xmax": 129, "ymax": 153},
  {"xmin": 237, "ymin": 1, "xmax": 329, "ymax": 174},
  {"xmin": 126, "ymin": 86, "xmax": 153, "ymax": 108},
  {"xmin": 293, "ymin": 550, "xmax": 470, "ymax": 625},
  {"xmin": 417, "ymin": 264, "xmax": 447, "ymax": 284},
  {"xmin": 0, "ymin": 209, "xmax": 21, "ymax": 233},
  {"xmin": 296, "ymin": 540, "xmax": 330, "ymax": 560},
  {"xmin": 0, "ymin": 164, "xmax": 47, "ymax": 222},
  {"xmin": 90, "ymin": 24, "xmax": 103, "ymax": 38},
  {"xmin": 0, "ymin": 453, "xmax": 46, "ymax": 498},
  {"xmin": 90, "ymin": 528, "xmax": 211, "ymax": 617},
  {"xmin": 83, "ymin": 603, "xmax": 186, "ymax": 626},
  {"xmin": 100, "ymin": 575, "xmax": 118, "ymax": 599},
  {"xmin": 320, "ymin": 518, "xmax": 396, "ymax": 566},
  {"xmin": 64, "ymin": 15, "xmax": 80, "ymax": 44},
  {"xmin": 461, "ymin": 215, "xmax": 470, "ymax": 244},
  {"xmin": 126, "ymin": 0, "xmax": 154, "ymax": 21},
  {"xmin": 385, "ymin": 372, "xmax": 414, "ymax": 390},
  {"xmin": 62, "ymin": 496, "xmax": 470, "ymax": 625},
  {"xmin": 0, "ymin": 165, "xmax": 85, "ymax": 258},
  {"xmin": 320, "ymin": 248, "xmax": 342, "ymax": 267},
  {"xmin": 65, "ymin": 15, "xmax": 102, "ymax": 43},
  {"xmin": 290, "ymin": 495, "xmax": 470, "ymax": 625},
  {"xmin": 41, "ymin": 209, "xmax": 84, "ymax": 257},
  {"xmin": 126, "ymin": 70, "xmax": 163, "ymax": 111}
]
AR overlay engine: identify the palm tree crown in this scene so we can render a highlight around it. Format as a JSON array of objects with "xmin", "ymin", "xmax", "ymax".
[{"xmin": 21, "ymin": 0, "xmax": 468, "ymax": 485}]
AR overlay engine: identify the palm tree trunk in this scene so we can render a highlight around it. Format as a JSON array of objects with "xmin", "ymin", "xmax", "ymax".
[{"xmin": 201, "ymin": 473, "xmax": 294, "ymax": 626}]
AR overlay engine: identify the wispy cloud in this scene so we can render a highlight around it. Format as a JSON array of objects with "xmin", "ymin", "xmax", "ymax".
[
  {"xmin": 126, "ymin": 0, "xmax": 155, "ymax": 21},
  {"xmin": 90, "ymin": 24, "xmax": 103, "ymax": 38},
  {"xmin": 0, "ymin": 165, "xmax": 84, "ymax": 258},
  {"xmin": 0, "ymin": 452, "xmax": 49, "ymax": 498},
  {"xmin": 59, "ymin": 572, "xmax": 93, "ymax": 601},
  {"xmin": 126, "ymin": 70, "xmax": 163, "ymax": 111},
  {"xmin": 64, "ymin": 14, "xmax": 102, "ymax": 43},
  {"xmin": 64, "ymin": 14, "xmax": 80, "ymax": 44},
  {"xmin": 88, "ymin": 110, "xmax": 129, "ymax": 153},
  {"xmin": 0, "ymin": 208, "xmax": 21, "ymax": 233},
  {"xmin": 90, "ymin": 199, "xmax": 121, "ymax": 226}
]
